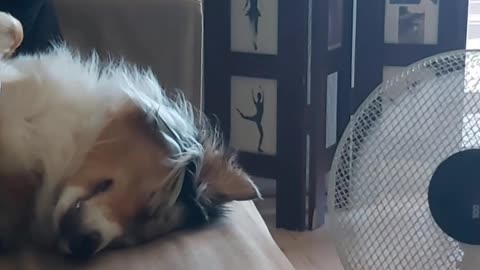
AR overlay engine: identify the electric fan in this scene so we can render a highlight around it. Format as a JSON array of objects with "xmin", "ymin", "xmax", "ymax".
[{"xmin": 327, "ymin": 50, "xmax": 480, "ymax": 270}]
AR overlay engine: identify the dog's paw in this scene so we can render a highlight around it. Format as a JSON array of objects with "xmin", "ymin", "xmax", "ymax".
[{"xmin": 0, "ymin": 12, "xmax": 23, "ymax": 58}]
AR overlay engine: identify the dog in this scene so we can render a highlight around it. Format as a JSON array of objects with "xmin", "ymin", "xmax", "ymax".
[{"xmin": 0, "ymin": 12, "xmax": 261, "ymax": 259}]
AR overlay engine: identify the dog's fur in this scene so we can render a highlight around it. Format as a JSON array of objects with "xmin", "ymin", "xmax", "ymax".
[{"xmin": 0, "ymin": 13, "xmax": 260, "ymax": 258}]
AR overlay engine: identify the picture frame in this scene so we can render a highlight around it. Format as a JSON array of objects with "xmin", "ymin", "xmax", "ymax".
[
  {"xmin": 381, "ymin": 0, "xmax": 466, "ymax": 68},
  {"xmin": 384, "ymin": 0, "xmax": 440, "ymax": 45},
  {"xmin": 231, "ymin": 0, "xmax": 279, "ymax": 55},
  {"xmin": 230, "ymin": 76, "xmax": 278, "ymax": 156}
]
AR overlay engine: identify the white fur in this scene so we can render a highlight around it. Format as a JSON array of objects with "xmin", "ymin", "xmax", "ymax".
[
  {"xmin": 0, "ymin": 45, "xmax": 205, "ymax": 246},
  {"xmin": 84, "ymin": 204, "xmax": 123, "ymax": 252}
]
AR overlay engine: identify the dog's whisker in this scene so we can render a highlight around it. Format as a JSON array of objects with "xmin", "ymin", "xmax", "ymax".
[{"xmin": 92, "ymin": 137, "xmax": 122, "ymax": 147}]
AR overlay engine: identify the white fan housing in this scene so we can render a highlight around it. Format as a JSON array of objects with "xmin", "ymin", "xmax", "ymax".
[{"xmin": 327, "ymin": 50, "xmax": 480, "ymax": 270}]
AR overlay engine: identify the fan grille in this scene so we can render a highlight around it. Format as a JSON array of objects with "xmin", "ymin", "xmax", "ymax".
[{"xmin": 327, "ymin": 50, "xmax": 480, "ymax": 270}]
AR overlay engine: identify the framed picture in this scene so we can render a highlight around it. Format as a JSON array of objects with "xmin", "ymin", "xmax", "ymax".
[
  {"xmin": 328, "ymin": 0, "xmax": 344, "ymax": 50},
  {"xmin": 384, "ymin": 0, "xmax": 439, "ymax": 45},
  {"xmin": 231, "ymin": 0, "xmax": 279, "ymax": 54},
  {"xmin": 230, "ymin": 76, "xmax": 277, "ymax": 155}
]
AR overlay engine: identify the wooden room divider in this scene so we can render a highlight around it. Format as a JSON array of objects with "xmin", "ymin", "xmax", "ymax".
[{"xmin": 203, "ymin": 0, "xmax": 468, "ymax": 231}]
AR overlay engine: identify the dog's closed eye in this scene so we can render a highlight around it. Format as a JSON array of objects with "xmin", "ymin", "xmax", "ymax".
[{"xmin": 93, "ymin": 179, "xmax": 113, "ymax": 195}]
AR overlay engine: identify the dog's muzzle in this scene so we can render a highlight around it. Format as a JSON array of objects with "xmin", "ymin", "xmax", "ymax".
[{"xmin": 58, "ymin": 201, "xmax": 102, "ymax": 260}]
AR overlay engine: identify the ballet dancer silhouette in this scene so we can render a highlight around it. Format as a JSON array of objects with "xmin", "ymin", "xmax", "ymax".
[
  {"xmin": 244, "ymin": 0, "xmax": 261, "ymax": 51},
  {"xmin": 236, "ymin": 88, "xmax": 265, "ymax": 153}
]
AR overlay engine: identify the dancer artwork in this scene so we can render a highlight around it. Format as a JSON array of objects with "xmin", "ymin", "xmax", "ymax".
[
  {"xmin": 231, "ymin": 0, "xmax": 277, "ymax": 55},
  {"xmin": 230, "ymin": 76, "xmax": 276, "ymax": 155},
  {"xmin": 236, "ymin": 87, "xmax": 265, "ymax": 152},
  {"xmin": 244, "ymin": 0, "xmax": 261, "ymax": 51}
]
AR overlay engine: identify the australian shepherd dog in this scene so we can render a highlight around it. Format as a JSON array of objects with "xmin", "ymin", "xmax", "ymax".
[{"xmin": 0, "ymin": 12, "xmax": 260, "ymax": 259}]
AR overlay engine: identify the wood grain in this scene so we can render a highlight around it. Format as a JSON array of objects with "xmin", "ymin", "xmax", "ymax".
[{"xmin": 271, "ymin": 227, "xmax": 344, "ymax": 270}]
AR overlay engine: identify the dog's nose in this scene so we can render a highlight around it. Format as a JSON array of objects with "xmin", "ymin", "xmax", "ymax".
[
  {"xmin": 66, "ymin": 231, "xmax": 101, "ymax": 259},
  {"xmin": 59, "ymin": 201, "xmax": 101, "ymax": 259},
  {"xmin": 59, "ymin": 201, "xmax": 83, "ymax": 235}
]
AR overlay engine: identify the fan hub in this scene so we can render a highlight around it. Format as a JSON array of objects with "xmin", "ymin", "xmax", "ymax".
[{"xmin": 429, "ymin": 149, "xmax": 480, "ymax": 245}]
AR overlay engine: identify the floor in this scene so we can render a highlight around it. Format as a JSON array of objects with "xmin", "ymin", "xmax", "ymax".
[
  {"xmin": 269, "ymin": 227, "xmax": 344, "ymax": 270},
  {"xmin": 253, "ymin": 178, "xmax": 344, "ymax": 269}
]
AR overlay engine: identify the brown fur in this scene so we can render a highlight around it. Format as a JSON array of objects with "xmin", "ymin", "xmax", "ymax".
[
  {"xmin": 62, "ymin": 106, "xmax": 173, "ymax": 229},
  {"xmin": 0, "ymin": 101, "xmax": 260, "ymax": 256},
  {"xmin": 57, "ymin": 104, "xmax": 261, "ymax": 252},
  {"xmin": 0, "ymin": 9, "xmax": 259, "ymax": 257},
  {"xmin": 199, "ymin": 150, "xmax": 260, "ymax": 202}
]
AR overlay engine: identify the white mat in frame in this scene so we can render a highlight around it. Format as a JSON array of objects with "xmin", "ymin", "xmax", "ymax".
[{"xmin": 384, "ymin": 0, "xmax": 439, "ymax": 45}]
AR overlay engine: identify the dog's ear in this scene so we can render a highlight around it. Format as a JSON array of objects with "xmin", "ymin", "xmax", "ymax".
[{"xmin": 198, "ymin": 149, "xmax": 261, "ymax": 203}]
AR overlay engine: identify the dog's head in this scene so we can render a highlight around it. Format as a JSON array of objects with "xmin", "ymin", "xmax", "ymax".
[{"xmin": 52, "ymin": 100, "xmax": 260, "ymax": 259}]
